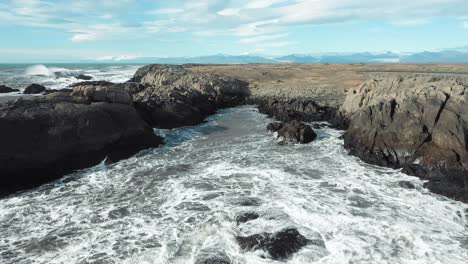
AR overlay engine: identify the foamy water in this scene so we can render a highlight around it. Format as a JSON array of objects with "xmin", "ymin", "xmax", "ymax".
[
  {"xmin": 0, "ymin": 64, "xmax": 142, "ymax": 94},
  {"xmin": 0, "ymin": 106, "xmax": 467, "ymax": 264}
]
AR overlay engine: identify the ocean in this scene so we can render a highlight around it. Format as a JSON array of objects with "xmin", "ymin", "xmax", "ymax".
[{"xmin": 0, "ymin": 66, "xmax": 467, "ymax": 263}]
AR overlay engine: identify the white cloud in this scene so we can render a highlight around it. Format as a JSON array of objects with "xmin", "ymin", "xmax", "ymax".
[
  {"xmin": 257, "ymin": 41, "xmax": 297, "ymax": 47},
  {"xmin": 239, "ymin": 33, "xmax": 288, "ymax": 43},
  {"xmin": 464, "ymin": 21, "xmax": 468, "ymax": 28},
  {"xmin": 244, "ymin": 0, "xmax": 288, "ymax": 9},
  {"xmin": 390, "ymin": 19, "xmax": 429, "ymax": 26},
  {"xmin": 71, "ymin": 33, "xmax": 98, "ymax": 42},
  {"xmin": 100, "ymin": 13, "xmax": 113, "ymax": 19},
  {"xmin": 218, "ymin": 8, "xmax": 240, "ymax": 16},
  {"xmin": 1, "ymin": 0, "xmax": 468, "ymax": 46},
  {"xmin": 148, "ymin": 8, "xmax": 183, "ymax": 15}
]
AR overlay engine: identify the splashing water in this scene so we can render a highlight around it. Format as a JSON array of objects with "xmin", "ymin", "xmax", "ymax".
[{"xmin": 0, "ymin": 106, "xmax": 467, "ymax": 264}]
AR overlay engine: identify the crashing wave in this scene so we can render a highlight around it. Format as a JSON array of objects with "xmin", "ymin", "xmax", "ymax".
[{"xmin": 25, "ymin": 65, "xmax": 72, "ymax": 77}]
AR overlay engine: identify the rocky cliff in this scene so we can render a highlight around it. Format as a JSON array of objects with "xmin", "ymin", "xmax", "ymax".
[
  {"xmin": 340, "ymin": 75, "xmax": 468, "ymax": 201},
  {"xmin": 131, "ymin": 65, "xmax": 249, "ymax": 128},
  {"xmin": 0, "ymin": 92, "xmax": 163, "ymax": 196}
]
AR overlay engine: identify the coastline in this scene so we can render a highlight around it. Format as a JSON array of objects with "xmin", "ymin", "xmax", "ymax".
[{"xmin": 0, "ymin": 64, "xmax": 467, "ymax": 202}]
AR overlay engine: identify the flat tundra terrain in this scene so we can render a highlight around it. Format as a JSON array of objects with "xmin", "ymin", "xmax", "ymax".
[{"xmin": 189, "ymin": 63, "xmax": 468, "ymax": 106}]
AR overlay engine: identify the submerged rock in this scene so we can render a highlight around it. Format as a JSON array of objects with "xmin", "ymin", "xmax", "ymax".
[
  {"xmin": 236, "ymin": 228, "xmax": 310, "ymax": 260},
  {"xmin": 0, "ymin": 95, "xmax": 163, "ymax": 196},
  {"xmin": 131, "ymin": 65, "xmax": 249, "ymax": 128},
  {"xmin": 340, "ymin": 75, "xmax": 468, "ymax": 202},
  {"xmin": 23, "ymin": 84, "xmax": 46, "ymax": 94},
  {"xmin": 267, "ymin": 120, "xmax": 317, "ymax": 144},
  {"xmin": 75, "ymin": 74, "xmax": 93, "ymax": 80},
  {"xmin": 398, "ymin": 181, "xmax": 416, "ymax": 189},
  {"xmin": 195, "ymin": 253, "xmax": 231, "ymax": 264},
  {"xmin": 0, "ymin": 85, "xmax": 19, "ymax": 93},
  {"xmin": 236, "ymin": 212, "xmax": 259, "ymax": 224}
]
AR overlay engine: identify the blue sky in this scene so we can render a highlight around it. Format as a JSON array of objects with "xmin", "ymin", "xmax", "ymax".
[{"xmin": 1, "ymin": 0, "xmax": 468, "ymax": 62}]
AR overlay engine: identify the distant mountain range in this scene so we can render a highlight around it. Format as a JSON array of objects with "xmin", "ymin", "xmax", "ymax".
[{"xmin": 90, "ymin": 50, "xmax": 468, "ymax": 64}]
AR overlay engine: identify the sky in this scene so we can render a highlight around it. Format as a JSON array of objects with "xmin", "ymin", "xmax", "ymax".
[{"xmin": 1, "ymin": 0, "xmax": 468, "ymax": 62}]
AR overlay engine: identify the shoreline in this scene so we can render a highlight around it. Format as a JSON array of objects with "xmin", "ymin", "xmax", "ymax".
[{"xmin": 0, "ymin": 64, "xmax": 467, "ymax": 202}]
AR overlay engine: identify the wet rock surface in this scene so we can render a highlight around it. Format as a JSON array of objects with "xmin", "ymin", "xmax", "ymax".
[
  {"xmin": 340, "ymin": 75, "xmax": 468, "ymax": 202},
  {"xmin": 75, "ymin": 74, "xmax": 93, "ymax": 80},
  {"xmin": 0, "ymin": 85, "xmax": 19, "ymax": 93},
  {"xmin": 23, "ymin": 84, "xmax": 46, "ymax": 94},
  {"xmin": 251, "ymin": 97, "xmax": 346, "ymax": 129},
  {"xmin": 236, "ymin": 228, "xmax": 310, "ymax": 260},
  {"xmin": 267, "ymin": 120, "xmax": 317, "ymax": 144},
  {"xmin": 0, "ymin": 94, "xmax": 163, "ymax": 196},
  {"xmin": 235, "ymin": 212, "xmax": 259, "ymax": 224},
  {"xmin": 131, "ymin": 65, "xmax": 249, "ymax": 128}
]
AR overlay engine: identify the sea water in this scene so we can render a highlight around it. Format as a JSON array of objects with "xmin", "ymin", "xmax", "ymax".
[{"xmin": 0, "ymin": 105, "xmax": 467, "ymax": 264}]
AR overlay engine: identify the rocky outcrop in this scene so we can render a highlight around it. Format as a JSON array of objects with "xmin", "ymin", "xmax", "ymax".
[
  {"xmin": 267, "ymin": 121, "xmax": 317, "ymax": 144},
  {"xmin": 236, "ymin": 228, "xmax": 311, "ymax": 260},
  {"xmin": 252, "ymin": 97, "xmax": 345, "ymax": 129},
  {"xmin": 75, "ymin": 74, "xmax": 93, "ymax": 80},
  {"xmin": 340, "ymin": 75, "xmax": 468, "ymax": 202},
  {"xmin": 131, "ymin": 65, "xmax": 249, "ymax": 128},
  {"xmin": 70, "ymin": 81, "xmax": 135, "ymax": 105},
  {"xmin": 23, "ymin": 84, "xmax": 46, "ymax": 94},
  {"xmin": 235, "ymin": 212, "xmax": 259, "ymax": 224},
  {"xmin": 0, "ymin": 85, "xmax": 19, "ymax": 93},
  {"xmin": 0, "ymin": 95, "xmax": 163, "ymax": 196}
]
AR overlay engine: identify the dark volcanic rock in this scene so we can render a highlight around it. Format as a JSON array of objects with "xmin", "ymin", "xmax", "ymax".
[
  {"xmin": 340, "ymin": 75, "xmax": 468, "ymax": 202},
  {"xmin": 268, "ymin": 120, "xmax": 317, "ymax": 144},
  {"xmin": 0, "ymin": 85, "xmax": 19, "ymax": 93},
  {"xmin": 236, "ymin": 228, "xmax": 309, "ymax": 260},
  {"xmin": 75, "ymin": 74, "xmax": 93, "ymax": 80},
  {"xmin": 23, "ymin": 84, "xmax": 46, "ymax": 94},
  {"xmin": 44, "ymin": 88, "xmax": 73, "ymax": 95},
  {"xmin": 70, "ymin": 81, "xmax": 134, "ymax": 105},
  {"xmin": 131, "ymin": 65, "xmax": 249, "ymax": 128},
  {"xmin": 252, "ymin": 97, "xmax": 346, "ymax": 129},
  {"xmin": 0, "ymin": 95, "xmax": 163, "ymax": 196},
  {"xmin": 236, "ymin": 212, "xmax": 260, "ymax": 224}
]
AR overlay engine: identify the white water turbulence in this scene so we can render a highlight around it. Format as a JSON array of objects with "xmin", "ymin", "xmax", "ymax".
[
  {"xmin": 0, "ymin": 64, "xmax": 142, "ymax": 94},
  {"xmin": 0, "ymin": 106, "xmax": 467, "ymax": 264}
]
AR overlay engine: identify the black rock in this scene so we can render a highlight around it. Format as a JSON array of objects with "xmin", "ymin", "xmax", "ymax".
[
  {"xmin": 131, "ymin": 65, "xmax": 249, "ymax": 128},
  {"xmin": 24, "ymin": 84, "xmax": 46, "ymax": 94},
  {"xmin": 76, "ymin": 74, "xmax": 93, "ymax": 80},
  {"xmin": 236, "ymin": 212, "xmax": 260, "ymax": 224},
  {"xmin": 251, "ymin": 97, "xmax": 345, "ymax": 129},
  {"xmin": 195, "ymin": 255, "xmax": 231, "ymax": 264},
  {"xmin": 268, "ymin": 120, "xmax": 317, "ymax": 144},
  {"xmin": 0, "ymin": 96, "xmax": 163, "ymax": 196},
  {"xmin": 44, "ymin": 88, "xmax": 73, "ymax": 95},
  {"xmin": 0, "ymin": 85, "xmax": 19, "ymax": 93},
  {"xmin": 237, "ymin": 228, "xmax": 309, "ymax": 260},
  {"xmin": 398, "ymin": 181, "xmax": 416, "ymax": 189}
]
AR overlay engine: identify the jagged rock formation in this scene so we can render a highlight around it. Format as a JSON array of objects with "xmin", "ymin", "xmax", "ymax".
[
  {"xmin": 70, "ymin": 81, "xmax": 137, "ymax": 105},
  {"xmin": 131, "ymin": 65, "xmax": 249, "ymax": 128},
  {"xmin": 340, "ymin": 75, "xmax": 468, "ymax": 202},
  {"xmin": 0, "ymin": 94, "xmax": 163, "ymax": 196},
  {"xmin": 252, "ymin": 97, "xmax": 345, "ymax": 129},
  {"xmin": 267, "ymin": 121, "xmax": 317, "ymax": 144}
]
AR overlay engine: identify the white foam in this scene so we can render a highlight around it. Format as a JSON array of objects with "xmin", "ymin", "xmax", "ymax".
[{"xmin": 0, "ymin": 106, "xmax": 467, "ymax": 264}]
